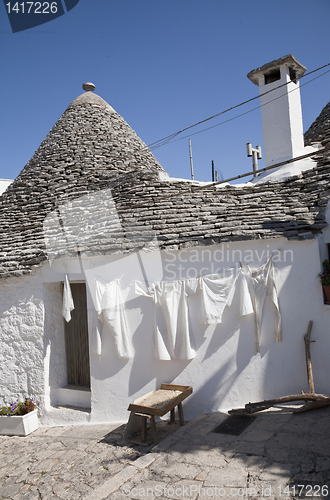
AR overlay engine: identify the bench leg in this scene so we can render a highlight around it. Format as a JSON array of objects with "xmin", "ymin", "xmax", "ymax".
[
  {"xmin": 178, "ymin": 402, "xmax": 184, "ymax": 426},
  {"xmin": 170, "ymin": 407, "xmax": 175, "ymax": 424},
  {"xmin": 141, "ymin": 416, "xmax": 147, "ymax": 443},
  {"xmin": 149, "ymin": 416, "xmax": 159, "ymax": 444}
]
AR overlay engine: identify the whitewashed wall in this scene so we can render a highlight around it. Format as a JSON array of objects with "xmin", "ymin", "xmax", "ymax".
[
  {"xmin": 88, "ymin": 239, "xmax": 330, "ymax": 422},
  {"xmin": 43, "ymin": 281, "xmax": 67, "ymax": 409},
  {"xmin": 2, "ymin": 234, "xmax": 330, "ymax": 425},
  {"xmin": 0, "ymin": 270, "xmax": 67, "ymax": 417},
  {"xmin": 42, "ymin": 234, "xmax": 330, "ymax": 424},
  {"xmin": 0, "ymin": 269, "xmax": 45, "ymax": 408},
  {"xmin": 0, "ymin": 179, "xmax": 13, "ymax": 196}
]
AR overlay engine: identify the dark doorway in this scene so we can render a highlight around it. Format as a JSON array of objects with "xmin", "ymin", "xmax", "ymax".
[{"xmin": 64, "ymin": 282, "xmax": 91, "ymax": 389}]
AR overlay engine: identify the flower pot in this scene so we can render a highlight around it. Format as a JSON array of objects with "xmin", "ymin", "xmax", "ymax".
[
  {"xmin": 0, "ymin": 409, "xmax": 38, "ymax": 436},
  {"xmin": 323, "ymin": 285, "xmax": 330, "ymax": 304}
]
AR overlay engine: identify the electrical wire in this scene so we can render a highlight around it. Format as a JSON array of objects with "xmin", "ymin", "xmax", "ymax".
[
  {"xmin": 42, "ymin": 62, "xmax": 330, "ymax": 190},
  {"xmin": 146, "ymin": 62, "xmax": 330, "ymax": 151},
  {"xmin": 91, "ymin": 62, "xmax": 330, "ymax": 190},
  {"xmin": 162, "ymin": 68, "xmax": 330, "ymax": 146}
]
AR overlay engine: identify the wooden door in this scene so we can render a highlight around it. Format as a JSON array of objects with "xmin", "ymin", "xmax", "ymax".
[{"xmin": 64, "ymin": 282, "xmax": 91, "ymax": 389}]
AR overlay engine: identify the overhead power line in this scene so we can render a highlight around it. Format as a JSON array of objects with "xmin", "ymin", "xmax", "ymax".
[
  {"xmin": 147, "ymin": 62, "xmax": 330, "ymax": 151},
  {"xmin": 59, "ymin": 61, "xmax": 330, "ymax": 189},
  {"xmin": 98, "ymin": 62, "xmax": 330, "ymax": 188},
  {"xmin": 167, "ymin": 68, "xmax": 330, "ymax": 145}
]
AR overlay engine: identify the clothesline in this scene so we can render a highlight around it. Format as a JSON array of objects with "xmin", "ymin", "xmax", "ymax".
[
  {"xmin": 63, "ymin": 251, "xmax": 282, "ymax": 285},
  {"xmin": 62, "ymin": 255, "xmax": 281, "ymax": 360}
]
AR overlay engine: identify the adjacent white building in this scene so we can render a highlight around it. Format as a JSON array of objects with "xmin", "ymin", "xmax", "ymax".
[{"xmin": 0, "ymin": 179, "xmax": 13, "ymax": 196}]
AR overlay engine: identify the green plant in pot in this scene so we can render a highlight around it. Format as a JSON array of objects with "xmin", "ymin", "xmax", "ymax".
[
  {"xmin": 0, "ymin": 397, "xmax": 39, "ymax": 436},
  {"xmin": 319, "ymin": 259, "xmax": 330, "ymax": 303},
  {"xmin": 0, "ymin": 397, "xmax": 37, "ymax": 416}
]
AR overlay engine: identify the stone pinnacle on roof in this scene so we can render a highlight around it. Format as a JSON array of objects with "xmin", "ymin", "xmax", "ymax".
[{"xmin": 82, "ymin": 82, "xmax": 95, "ymax": 92}]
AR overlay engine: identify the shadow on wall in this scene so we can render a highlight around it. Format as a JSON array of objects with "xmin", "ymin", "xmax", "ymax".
[
  {"xmin": 126, "ymin": 296, "xmax": 258, "ymax": 410},
  {"xmin": 128, "ymin": 296, "xmax": 192, "ymax": 397},
  {"xmin": 43, "ymin": 282, "xmax": 67, "ymax": 405},
  {"xmin": 187, "ymin": 309, "xmax": 256, "ymax": 412}
]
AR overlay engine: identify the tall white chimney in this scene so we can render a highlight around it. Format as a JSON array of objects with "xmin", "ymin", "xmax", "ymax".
[{"xmin": 247, "ymin": 54, "xmax": 307, "ymax": 168}]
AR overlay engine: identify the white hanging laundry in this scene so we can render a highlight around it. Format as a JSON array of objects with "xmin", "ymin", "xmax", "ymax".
[
  {"xmin": 135, "ymin": 280, "xmax": 196, "ymax": 360},
  {"xmin": 158, "ymin": 280, "xmax": 196, "ymax": 360},
  {"xmin": 226, "ymin": 267, "xmax": 254, "ymax": 318},
  {"xmin": 134, "ymin": 262, "xmax": 279, "ymax": 358},
  {"xmin": 246, "ymin": 256, "xmax": 281, "ymax": 352},
  {"xmin": 199, "ymin": 269, "xmax": 236, "ymax": 324},
  {"xmin": 94, "ymin": 279, "xmax": 106, "ymax": 314},
  {"xmin": 135, "ymin": 269, "xmax": 252, "ymax": 359},
  {"xmin": 92, "ymin": 319, "xmax": 102, "ymax": 356},
  {"xmin": 94, "ymin": 279, "xmax": 133, "ymax": 359},
  {"xmin": 91, "ymin": 279, "xmax": 106, "ymax": 355},
  {"xmin": 62, "ymin": 274, "xmax": 74, "ymax": 322}
]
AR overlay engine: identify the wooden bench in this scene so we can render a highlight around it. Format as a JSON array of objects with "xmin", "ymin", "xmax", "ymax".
[{"xmin": 127, "ymin": 383, "xmax": 193, "ymax": 444}]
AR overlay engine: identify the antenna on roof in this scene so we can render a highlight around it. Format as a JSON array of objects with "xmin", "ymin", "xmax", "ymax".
[
  {"xmin": 247, "ymin": 143, "xmax": 262, "ymax": 177},
  {"xmin": 188, "ymin": 139, "xmax": 194, "ymax": 180},
  {"xmin": 211, "ymin": 160, "xmax": 224, "ymax": 183}
]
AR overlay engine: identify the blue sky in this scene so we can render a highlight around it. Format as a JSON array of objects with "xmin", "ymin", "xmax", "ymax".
[{"xmin": 1, "ymin": 0, "xmax": 330, "ymax": 183}]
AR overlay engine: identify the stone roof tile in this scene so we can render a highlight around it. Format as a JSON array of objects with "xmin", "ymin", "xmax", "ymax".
[{"xmin": 305, "ymin": 100, "xmax": 330, "ymax": 146}]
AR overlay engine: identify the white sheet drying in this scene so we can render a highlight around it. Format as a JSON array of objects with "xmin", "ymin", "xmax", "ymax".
[
  {"xmin": 62, "ymin": 274, "xmax": 74, "ymax": 322},
  {"xmin": 135, "ymin": 280, "xmax": 196, "ymax": 360},
  {"xmin": 135, "ymin": 268, "xmax": 254, "ymax": 360},
  {"xmin": 226, "ymin": 267, "xmax": 255, "ymax": 318},
  {"xmin": 246, "ymin": 256, "xmax": 281, "ymax": 352},
  {"xmin": 94, "ymin": 279, "xmax": 133, "ymax": 359},
  {"xmin": 198, "ymin": 268, "xmax": 253, "ymax": 323}
]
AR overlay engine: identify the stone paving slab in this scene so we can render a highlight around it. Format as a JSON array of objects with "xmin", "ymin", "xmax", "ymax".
[{"xmin": 1, "ymin": 406, "xmax": 330, "ymax": 500}]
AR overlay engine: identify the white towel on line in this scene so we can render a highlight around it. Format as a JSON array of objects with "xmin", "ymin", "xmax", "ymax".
[{"xmin": 62, "ymin": 274, "xmax": 74, "ymax": 322}]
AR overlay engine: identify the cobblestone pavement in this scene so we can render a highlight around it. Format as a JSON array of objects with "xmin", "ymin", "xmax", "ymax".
[{"xmin": 1, "ymin": 406, "xmax": 330, "ymax": 500}]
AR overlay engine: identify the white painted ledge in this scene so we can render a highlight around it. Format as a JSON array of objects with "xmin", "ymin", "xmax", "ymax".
[{"xmin": 54, "ymin": 385, "xmax": 91, "ymax": 408}]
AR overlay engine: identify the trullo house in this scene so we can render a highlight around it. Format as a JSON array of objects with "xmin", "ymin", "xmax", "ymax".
[{"xmin": 1, "ymin": 55, "xmax": 330, "ymax": 426}]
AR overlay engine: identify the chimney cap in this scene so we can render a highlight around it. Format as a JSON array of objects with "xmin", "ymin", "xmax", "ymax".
[
  {"xmin": 82, "ymin": 82, "xmax": 95, "ymax": 92},
  {"xmin": 247, "ymin": 54, "xmax": 307, "ymax": 85}
]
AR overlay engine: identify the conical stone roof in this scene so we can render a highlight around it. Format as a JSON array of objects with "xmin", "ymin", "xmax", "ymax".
[
  {"xmin": 0, "ymin": 88, "xmax": 166, "ymax": 277},
  {"xmin": 305, "ymin": 99, "xmax": 330, "ymax": 147}
]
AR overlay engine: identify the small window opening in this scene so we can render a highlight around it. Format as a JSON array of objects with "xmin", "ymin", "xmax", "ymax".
[
  {"xmin": 264, "ymin": 69, "xmax": 281, "ymax": 85},
  {"xmin": 289, "ymin": 67, "xmax": 297, "ymax": 84}
]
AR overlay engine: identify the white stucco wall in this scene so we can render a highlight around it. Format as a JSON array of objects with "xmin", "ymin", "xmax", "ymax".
[
  {"xmin": 0, "ymin": 179, "xmax": 13, "ymax": 196},
  {"xmin": 43, "ymin": 281, "xmax": 67, "ymax": 408},
  {"xmin": 2, "ymin": 233, "xmax": 330, "ymax": 426},
  {"xmin": 0, "ymin": 269, "xmax": 45, "ymax": 408},
  {"xmin": 91, "ymin": 239, "xmax": 330, "ymax": 422},
  {"xmin": 41, "ymin": 235, "xmax": 330, "ymax": 424}
]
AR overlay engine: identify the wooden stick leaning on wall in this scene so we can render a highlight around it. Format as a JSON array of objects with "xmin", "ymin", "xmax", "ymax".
[
  {"xmin": 229, "ymin": 321, "xmax": 330, "ymax": 415},
  {"xmin": 304, "ymin": 320, "xmax": 315, "ymax": 394},
  {"xmin": 294, "ymin": 320, "xmax": 330, "ymax": 413},
  {"xmin": 229, "ymin": 394, "xmax": 330, "ymax": 415}
]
